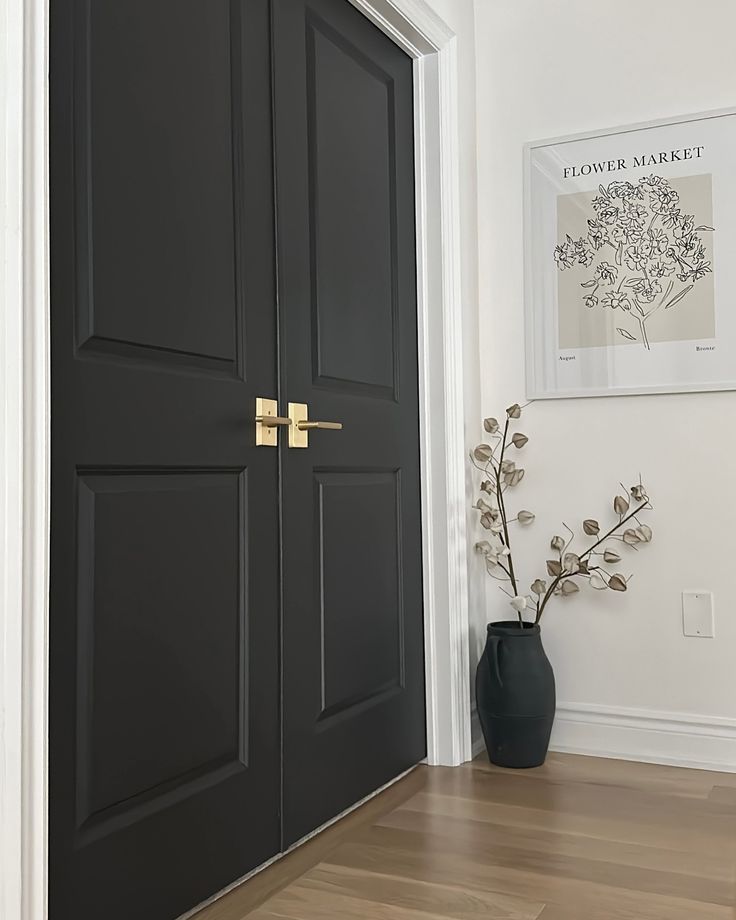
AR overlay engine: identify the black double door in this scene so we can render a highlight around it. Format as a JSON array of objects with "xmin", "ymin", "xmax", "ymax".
[{"xmin": 49, "ymin": 0, "xmax": 425, "ymax": 918}]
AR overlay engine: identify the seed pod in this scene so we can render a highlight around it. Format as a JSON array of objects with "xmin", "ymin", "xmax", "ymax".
[
  {"xmin": 608, "ymin": 574, "xmax": 628, "ymax": 592},
  {"xmin": 563, "ymin": 552, "xmax": 581, "ymax": 574},
  {"xmin": 473, "ymin": 444, "xmax": 493, "ymax": 463},
  {"xmin": 636, "ymin": 524, "xmax": 652, "ymax": 542}
]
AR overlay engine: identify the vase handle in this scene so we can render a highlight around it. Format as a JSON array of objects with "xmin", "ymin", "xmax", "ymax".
[{"xmin": 486, "ymin": 635, "xmax": 503, "ymax": 688}]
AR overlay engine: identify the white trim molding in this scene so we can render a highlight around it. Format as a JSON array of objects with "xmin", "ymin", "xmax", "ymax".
[
  {"xmin": 472, "ymin": 702, "xmax": 736, "ymax": 773},
  {"xmin": 1, "ymin": 0, "xmax": 50, "ymax": 917},
  {"xmin": 349, "ymin": 0, "xmax": 471, "ymax": 768},
  {"xmin": 551, "ymin": 703, "xmax": 736, "ymax": 774},
  {"xmin": 0, "ymin": 1, "xmax": 26, "ymax": 913}
]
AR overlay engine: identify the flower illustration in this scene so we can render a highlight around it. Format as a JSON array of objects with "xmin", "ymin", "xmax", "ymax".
[
  {"xmin": 598, "ymin": 204, "xmax": 620, "ymax": 225},
  {"xmin": 622, "ymin": 202, "xmax": 648, "ymax": 226},
  {"xmin": 631, "ymin": 278, "xmax": 662, "ymax": 304},
  {"xmin": 688, "ymin": 261, "xmax": 712, "ymax": 282},
  {"xmin": 587, "ymin": 220, "xmax": 608, "ymax": 250},
  {"xmin": 595, "ymin": 261, "xmax": 618, "ymax": 285},
  {"xmin": 624, "ymin": 239, "xmax": 653, "ymax": 271},
  {"xmin": 648, "ymin": 228, "xmax": 670, "ymax": 257},
  {"xmin": 601, "ymin": 291, "xmax": 631, "ymax": 311},
  {"xmin": 660, "ymin": 208, "xmax": 683, "ymax": 229},
  {"xmin": 611, "ymin": 224, "xmax": 642, "ymax": 247},
  {"xmin": 554, "ymin": 175, "xmax": 714, "ymax": 350},
  {"xmin": 673, "ymin": 215, "xmax": 695, "ymax": 239},
  {"xmin": 608, "ymin": 180, "xmax": 641, "ymax": 200},
  {"xmin": 554, "ymin": 243, "xmax": 575, "ymax": 270},
  {"xmin": 649, "ymin": 184, "xmax": 680, "ymax": 214},
  {"xmin": 649, "ymin": 259, "xmax": 675, "ymax": 279},
  {"xmin": 577, "ymin": 245, "xmax": 594, "ymax": 267}
]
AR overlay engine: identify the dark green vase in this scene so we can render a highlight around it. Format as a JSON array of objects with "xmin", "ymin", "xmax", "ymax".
[{"xmin": 476, "ymin": 620, "xmax": 556, "ymax": 768}]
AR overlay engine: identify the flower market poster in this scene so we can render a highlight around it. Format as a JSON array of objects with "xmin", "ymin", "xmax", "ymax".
[{"xmin": 524, "ymin": 109, "xmax": 736, "ymax": 398}]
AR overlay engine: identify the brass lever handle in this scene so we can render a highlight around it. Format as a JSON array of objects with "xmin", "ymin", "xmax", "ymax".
[
  {"xmin": 288, "ymin": 402, "xmax": 343, "ymax": 448},
  {"xmin": 256, "ymin": 415, "xmax": 292, "ymax": 428},
  {"xmin": 296, "ymin": 420, "xmax": 343, "ymax": 431}
]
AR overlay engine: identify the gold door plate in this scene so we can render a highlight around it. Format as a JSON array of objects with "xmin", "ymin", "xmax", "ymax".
[
  {"xmin": 288, "ymin": 402, "xmax": 309, "ymax": 449},
  {"xmin": 256, "ymin": 397, "xmax": 283, "ymax": 447}
]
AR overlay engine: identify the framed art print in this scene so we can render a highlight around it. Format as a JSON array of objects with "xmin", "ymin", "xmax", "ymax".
[{"xmin": 524, "ymin": 107, "xmax": 736, "ymax": 399}]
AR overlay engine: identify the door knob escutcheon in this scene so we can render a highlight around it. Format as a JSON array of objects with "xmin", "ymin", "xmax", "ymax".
[{"xmin": 255, "ymin": 397, "xmax": 291, "ymax": 447}]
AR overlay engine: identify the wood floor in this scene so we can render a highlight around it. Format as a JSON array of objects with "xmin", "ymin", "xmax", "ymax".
[{"xmin": 192, "ymin": 753, "xmax": 736, "ymax": 920}]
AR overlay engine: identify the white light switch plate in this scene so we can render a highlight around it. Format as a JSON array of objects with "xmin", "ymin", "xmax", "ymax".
[{"xmin": 682, "ymin": 591, "xmax": 714, "ymax": 638}]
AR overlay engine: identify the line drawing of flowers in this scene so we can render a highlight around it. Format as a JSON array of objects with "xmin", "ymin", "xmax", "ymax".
[{"xmin": 554, "ymin": 175, "xmax": 714, "ymax": 350}]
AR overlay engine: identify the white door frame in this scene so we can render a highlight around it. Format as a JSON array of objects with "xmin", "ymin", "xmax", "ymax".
[
  {"xmin": 0, "ymin": 0, "xmax": 471, "ymax": 915},
  {"xmin": 349, "ymin": 0, "xmax": 471, "ymax": 771}
]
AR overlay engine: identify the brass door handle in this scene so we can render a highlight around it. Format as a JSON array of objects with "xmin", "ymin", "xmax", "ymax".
[
  {"xmin": 257, "ymin": 415, "xmax": 292, "ymax": 427},
  {"xmin": 288, "ymin": 402, "xmax": 343, "ymax": 448},
  {"xmin": 296, "ymin": 420, "xmax": 343, "ymax": 431},
  {"xmin": 255, "ymin": 397, "xmax": 291, "ymax": 447}
]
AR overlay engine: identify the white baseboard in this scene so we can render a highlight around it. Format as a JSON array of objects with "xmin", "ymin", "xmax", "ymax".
[
  {"xmin": 470, "ymin": 702, "xmax": 736, "ymax": 773},
  {"xmin": 551, "ymin": 702, "xmax": 736, "ymax": 773}
]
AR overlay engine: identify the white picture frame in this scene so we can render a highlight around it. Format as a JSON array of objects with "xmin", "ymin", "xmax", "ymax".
[{"xmin": 524, "ymin": 107, "xmax": 736, "ymax": 399}]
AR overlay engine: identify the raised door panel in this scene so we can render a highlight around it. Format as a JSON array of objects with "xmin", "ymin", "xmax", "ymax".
[
  {"xmin": 75, "ymin": 471, "xmax": 247, "ymax": 834},
  {"xmin": 75, "ymin": 0, "xmax": 245, "ymax": 374},
  {"xmin": 307, "ymin": 18, "xmax": 398, "ymax": 397},
  {"xmin": 316, "ymin": 471, "xmax": 404, "ymax": 723}
]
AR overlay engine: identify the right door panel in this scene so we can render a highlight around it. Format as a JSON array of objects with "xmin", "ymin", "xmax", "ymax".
[{"xmin": 273, "ymin": 0, "xmax": 427, "ymax": 846}]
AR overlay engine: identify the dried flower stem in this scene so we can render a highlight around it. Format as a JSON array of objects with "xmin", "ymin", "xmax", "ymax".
[
  {"xmin": 535, "ymin": 498, "xmax": 650, "ymax": 623},
  {"xmin": 471, "ymin": 405, "xmax": 652, "ymax": 629},
  {"xmin": 495, "ymin": 418, "xmax": 519, "ymax": 597}
]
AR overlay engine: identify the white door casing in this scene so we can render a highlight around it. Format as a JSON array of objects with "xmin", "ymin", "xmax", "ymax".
[
  {"xmin": 349, "ymin": 0, "xmax": 471, "ymax": 771},
  {"xmin": 1, "ymin": 0, "xmax": 50, "ymax": 918}
]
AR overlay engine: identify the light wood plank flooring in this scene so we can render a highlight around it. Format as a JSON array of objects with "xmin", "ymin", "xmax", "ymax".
[{"xmin": 192, "ymin": 753, "xmax": 736, "ymax": 919}]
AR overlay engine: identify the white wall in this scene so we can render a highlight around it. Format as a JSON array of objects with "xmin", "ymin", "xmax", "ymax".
[{"xmin": 472, "ymin": 0, "xmax": 736, "ymax": 769}]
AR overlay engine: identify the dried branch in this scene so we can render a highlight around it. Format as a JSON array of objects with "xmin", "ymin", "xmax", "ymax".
[{"xmin": 470, "ymin": 403, "xmax": 653, "ymax": 629}]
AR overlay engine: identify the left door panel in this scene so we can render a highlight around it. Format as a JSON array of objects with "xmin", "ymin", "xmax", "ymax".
[{"xmin": 49, "ymin": 1, "xmax": 280, "ymax": 918}]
